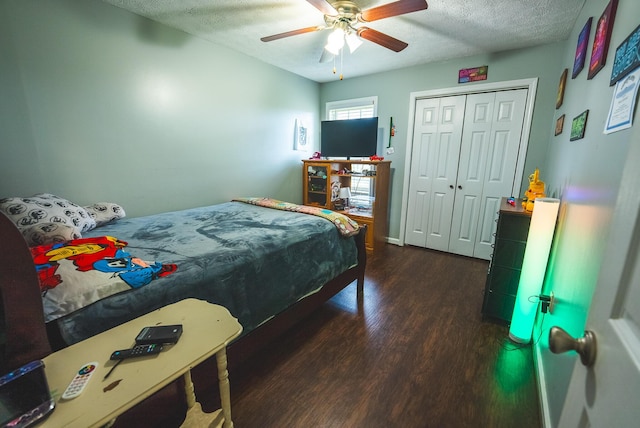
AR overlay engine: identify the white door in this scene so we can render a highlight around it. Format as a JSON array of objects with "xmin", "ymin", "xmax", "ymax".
[
  {"xmin": 407, "ymin": 89, "xmax": 527, "ymax": 258},
  {"xmin": 558, "ymin": 122, "xmax": 640, "ymax": 426},
  {"xmin": 450, "ymin": 89, "xmax": 528, "ymax": 259},
  {"xmin": 404, "ymin": 96, "xmax": 466, "ymax": 250}
]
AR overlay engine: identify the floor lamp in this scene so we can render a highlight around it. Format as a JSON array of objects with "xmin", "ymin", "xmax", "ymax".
[{"xmin": 509, "ymin": 198, "xmax": 560, "ymax": 344}]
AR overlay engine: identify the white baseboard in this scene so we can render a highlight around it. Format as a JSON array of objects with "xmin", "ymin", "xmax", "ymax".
[
  {"xmin": 534, "ymin": 343, "xmax": 553, "ymax": 428},
  {"xmin": 386, "ymin": 237, "xmax": 401, "ymax": 246}
]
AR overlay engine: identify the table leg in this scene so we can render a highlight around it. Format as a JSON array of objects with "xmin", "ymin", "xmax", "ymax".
[
  {"xmin": 180, "ymin": 369, "xmax": 224, "ymax": 428},
  {"xmin": 216, "ymin": 348, "xmax": 233, "ymax": 428}
]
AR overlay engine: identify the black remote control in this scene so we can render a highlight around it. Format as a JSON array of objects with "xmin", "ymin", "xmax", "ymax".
[{"xmin": 110, "ymin": 343, "xmax": 163, "ymax": 360}]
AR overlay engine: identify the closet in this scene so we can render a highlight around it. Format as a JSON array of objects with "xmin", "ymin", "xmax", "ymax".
[{"xmin": 404, "ymin": 89, "xmax": 528, "ymax": 260}]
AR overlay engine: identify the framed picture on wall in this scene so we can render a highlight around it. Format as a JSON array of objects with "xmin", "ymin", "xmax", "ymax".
[
  {"xmin": 610, "ymin": 24, "xmax": 640, "ymax": 86},
  {"xmin": 588, "ymin": 0, "xmax": 619, "ymax": 80},
  {"xmin": 570, "ymin": 110, "xmax": 589, "ymax": 141},
  {"xmin": 555, "ymin": 115, "xmax": 565, "ymax": 136},
  {"xmin": 556, "ymin": 68, "xmax": 568, "ymax": 109},
  {"xmin": 294, "ymin": 119, "xmax": 308, "ymax": 151},
  {"xmin": 573, "ymin": 17, "xmax": 593, "ymax": 79}
]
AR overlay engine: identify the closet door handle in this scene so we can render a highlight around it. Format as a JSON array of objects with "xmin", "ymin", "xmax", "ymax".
[
  {"xmin": 449, "ymin": 185, "xmax": 454, "ymax": 189},
  {"xmin": 457, "ymin": 185, "xmax": 462, "ymax": 190}
]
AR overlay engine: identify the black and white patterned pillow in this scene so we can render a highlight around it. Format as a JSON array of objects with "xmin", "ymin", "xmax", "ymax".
[
  {"xmin": 0, "ymin": 193, "xmax": 96, "ymax": 238},
  {"xmin": 84, "ymin": 202, "xmax": 126, "ymax": 227},
  {"xmin": 21, "ymin": 222, "xmax": 81, "ymax": 246}
]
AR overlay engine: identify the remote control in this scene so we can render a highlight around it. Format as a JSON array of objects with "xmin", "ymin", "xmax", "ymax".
[
  {"xmin": 61, "ymin": 362, "xmax": 98, "ymax": 400},
  {"xmin": 110, "ymin": 343, "xmax": 163, "ymax": 360}
]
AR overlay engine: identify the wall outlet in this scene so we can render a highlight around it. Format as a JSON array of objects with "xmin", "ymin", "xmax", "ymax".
[{"xmin": 549, "ymin": 291, "xmax": 555, "ymax": 314}]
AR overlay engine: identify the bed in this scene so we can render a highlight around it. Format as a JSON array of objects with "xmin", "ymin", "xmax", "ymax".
[{"xmin": 0, "ymin": 195, "xmax": 366, "ymax": 425}]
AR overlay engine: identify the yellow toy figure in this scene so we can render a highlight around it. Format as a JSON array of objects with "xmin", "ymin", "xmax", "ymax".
[{"xmin": 522, "ymin": 168, "xmax": 545, "ymax": 211}]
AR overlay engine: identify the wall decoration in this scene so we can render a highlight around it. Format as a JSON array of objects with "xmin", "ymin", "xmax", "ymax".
[
  {"xmin": 555, "ymin": 115, "xmax": 565, "ymax": 136},
  {"xmin": 572, "ymin": 17, "xmax": 593, "ymax": 79},
  {"xmin": 588, "ymin": 0, "xmax": 618, "ymax": 80},
  {"xmin": 605, "ymin": 67, "xmax": 640, "ymax": 134},
  {"xmin": 610, "ymin": 24, "xmax": 640, "ymax": 86},
  {"xmin": 458, "ymin": 65, "xmax": 488, "ymax": 83},
  {"xmin": 294, "ymin": 119, "xmax": 308, "ymax": 151},
  {"xmin": 556, "ymin": 68, "xmax": 568, "ymax": 109},
  {"xmin": 570, "ymin": 110, "xmax": 589, "ymax": 141}
]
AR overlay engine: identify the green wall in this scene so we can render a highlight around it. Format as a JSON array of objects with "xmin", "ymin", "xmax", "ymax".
[
  {"xmin": 0, "ymin": 0, "xmax": 319, "ymax": 217},
  {"xmin": 319, "ymin": 42, "xmax": 566, "ymax": 240}
]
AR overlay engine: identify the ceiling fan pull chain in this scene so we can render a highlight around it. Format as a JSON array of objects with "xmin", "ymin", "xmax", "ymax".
[{"xmin": 340, "ymin": 48, "xmax": 344, "ymax": 80}]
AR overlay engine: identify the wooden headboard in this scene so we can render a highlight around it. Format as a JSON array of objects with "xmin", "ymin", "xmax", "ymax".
[{"xmin": 0, "ymin": 212, "xmax": 51, "ymax": 373}]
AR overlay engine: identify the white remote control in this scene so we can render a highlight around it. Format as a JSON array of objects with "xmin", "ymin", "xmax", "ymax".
[{"xmin": 61, "ymin": 362, "xmax": 99, "ymax": 400}]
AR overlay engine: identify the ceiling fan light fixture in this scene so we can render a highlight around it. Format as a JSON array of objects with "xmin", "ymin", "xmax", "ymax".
[
  {"xmin": 325, "ymin": 28, "xmax": 345, "ymax": 56},
  {"xmin": 345, "ymin": 31, "xmax": 363, "ymax": 53}
]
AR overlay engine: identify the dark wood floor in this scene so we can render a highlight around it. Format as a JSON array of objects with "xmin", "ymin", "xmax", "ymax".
[{"xmin": 220, "ymin": 244, "xmax": 541, "ymax": 428}]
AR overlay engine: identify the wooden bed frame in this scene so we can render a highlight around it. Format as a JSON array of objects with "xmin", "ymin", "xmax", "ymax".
[{"xmin": 0, "ymin": 211, "xmax": 366, "ymax": 425}]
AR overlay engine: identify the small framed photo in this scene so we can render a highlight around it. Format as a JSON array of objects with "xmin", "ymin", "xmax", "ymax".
[
  {"xmin": 555, "ymin": 114, "xmax": 565, "ymax": 136},
  {"xmin": 588, "ymin": 0, "xmax": 619, "ymax": 80},
  {"xmin": 573, "ymin": 17, "xmax": 593, "ymax": 79},
  {"xmin": 570, "ymin": 110, "xmax": 589, "ymax": 141},
  {"xmin": 556, "ymin": 68, "xmax": 568, "ymax": 109}
]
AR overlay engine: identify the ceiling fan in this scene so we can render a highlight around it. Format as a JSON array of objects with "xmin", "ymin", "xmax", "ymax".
[{"xmin": 261, "ymin": 0, "xmax": 428, "ymax": 55}]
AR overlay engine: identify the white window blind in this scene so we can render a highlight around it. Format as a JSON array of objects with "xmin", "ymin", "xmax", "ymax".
[
  {"xmin": 328, "ymin": 105, "xmax": 375, "ymax": 120},
  {"xmin": 325, "ymin": 96, "xmax": 378, "ymax": 120}
]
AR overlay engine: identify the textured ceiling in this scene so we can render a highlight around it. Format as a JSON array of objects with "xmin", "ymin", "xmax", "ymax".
[{"xmin": 102, "ymin": 0, "xmax": 586, "ymax": 83}]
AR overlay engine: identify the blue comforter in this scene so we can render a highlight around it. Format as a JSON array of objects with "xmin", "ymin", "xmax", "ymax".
[{"xmin": 53, "ymin": 201, "xmax": 358, "ymax": 345}]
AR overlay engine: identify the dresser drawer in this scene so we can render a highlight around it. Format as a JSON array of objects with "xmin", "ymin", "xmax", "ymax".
[{"xmin": 496, "ymin": 214, "xmax": 531, "ymax": 241}]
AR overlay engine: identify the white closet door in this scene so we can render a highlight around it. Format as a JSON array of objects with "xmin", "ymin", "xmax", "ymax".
[
  {"xmin": 404, "ymin": 96, "xmax": 466, "ymax": 250},
  {"xmin": 448, "ymin": 92, "xmax": 496, "ymax": 257},
  {"xmin": 473, "ymin": 89, "xmax": 528, "ymax": 259},
  {"xmin": 448, "ymin": 89, "xmax": 527, "ymax": 258}
]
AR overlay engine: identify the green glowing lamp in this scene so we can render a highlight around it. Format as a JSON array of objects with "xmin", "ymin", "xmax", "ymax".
[{"xmin": 509, "ymin": 198, "xmax": 560, "ymax": 343}]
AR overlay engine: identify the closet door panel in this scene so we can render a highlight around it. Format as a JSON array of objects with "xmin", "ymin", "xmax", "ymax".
[
  {"xmin": 406, "ymin": 96, "xmax": 466, "ymax": 250},
  {"xmin": 473, "ymin": 89, "xmax": 528, "ymax": 259},
  {"xmin": 405, "ymin": 100, "xmax": 438, "ymax": 247},
  {"xmin": 449, "ymin": 92, "xmax": 494, "ymax": 257}
]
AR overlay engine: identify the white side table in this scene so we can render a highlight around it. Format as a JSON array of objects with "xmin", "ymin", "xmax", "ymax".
[{"xmin": 41, "ymin": 298, "xmax": 242, "ymax": 428}]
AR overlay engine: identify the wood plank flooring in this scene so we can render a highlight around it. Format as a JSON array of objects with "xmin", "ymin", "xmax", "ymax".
[{"xmin": 221, "ymin": 244, "xmax": 541, "ymax": 428}]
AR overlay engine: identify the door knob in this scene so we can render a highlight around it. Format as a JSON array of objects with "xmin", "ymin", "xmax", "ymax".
[
  {"xmin": 549, "ymin": 326, "xmax": 597, "ymax": 367},
  {"xmin": 457, "ymin": 185, "xmax": 462, "ymax": 189},
  {"xmin": 449, "ymin": 185, "xmax": 454, "ymax": 189}
]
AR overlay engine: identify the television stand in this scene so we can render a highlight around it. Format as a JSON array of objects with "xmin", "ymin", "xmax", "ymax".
[{"xmin": 302, "ymin": 159, "xmax": 390, "ymax": 253}]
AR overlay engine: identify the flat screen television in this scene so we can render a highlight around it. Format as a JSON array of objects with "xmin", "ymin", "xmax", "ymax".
[{"xmin": 321, "ymin": 117, "xmax": 378, "ymax": 158}]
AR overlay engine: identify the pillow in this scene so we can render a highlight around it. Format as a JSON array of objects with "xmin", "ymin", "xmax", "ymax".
[
  {"xmin": 84, "ymin": 202, "xmax": 126, "ymax": 227},
  {"xmin": 0, "ymin": 193, "xmax": 96, "ymax": 236},
  {"xmin": 21, "ymin": 222, "xmax": 81, "ymax": 246}
]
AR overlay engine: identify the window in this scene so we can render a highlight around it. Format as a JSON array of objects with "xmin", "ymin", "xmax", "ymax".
[
  {"xmin": 325, "ymin": 96, "xmax": 377, "ymax": 120},
  {"xmin": 325, "ymin": 96, "xmax": 378, "ymax": 201}
]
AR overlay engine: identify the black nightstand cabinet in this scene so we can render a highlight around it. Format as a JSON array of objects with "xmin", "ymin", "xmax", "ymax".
[{"xmin": 482, "ymin": 198, "xmax": 532, "ymax": 324}]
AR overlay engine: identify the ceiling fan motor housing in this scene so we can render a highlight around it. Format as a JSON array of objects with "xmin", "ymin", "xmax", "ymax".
[{"xmin": 325, "ymin": 1, "xmax": 360, "ymax": 26}]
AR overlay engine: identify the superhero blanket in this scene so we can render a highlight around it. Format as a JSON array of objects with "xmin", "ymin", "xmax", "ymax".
[{"xmin": 31, "ymin": 236, "xmax": 177, "ymax": 322}]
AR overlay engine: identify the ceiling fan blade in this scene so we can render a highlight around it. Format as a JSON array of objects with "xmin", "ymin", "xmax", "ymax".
[
  {"xmin": 261, "ymin": 25, "xmax": 325, "ymax": 42},
  {"xmin": 306, "ymin": 0, "xmax": 338, "ymax": 16},
  {"xmin": 360, "ymin": 0, "xmax": 428, "ymax": 22},
  {"xmin": 357, "ymin": 27, "xmax": 408, "ymax": 52}
]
